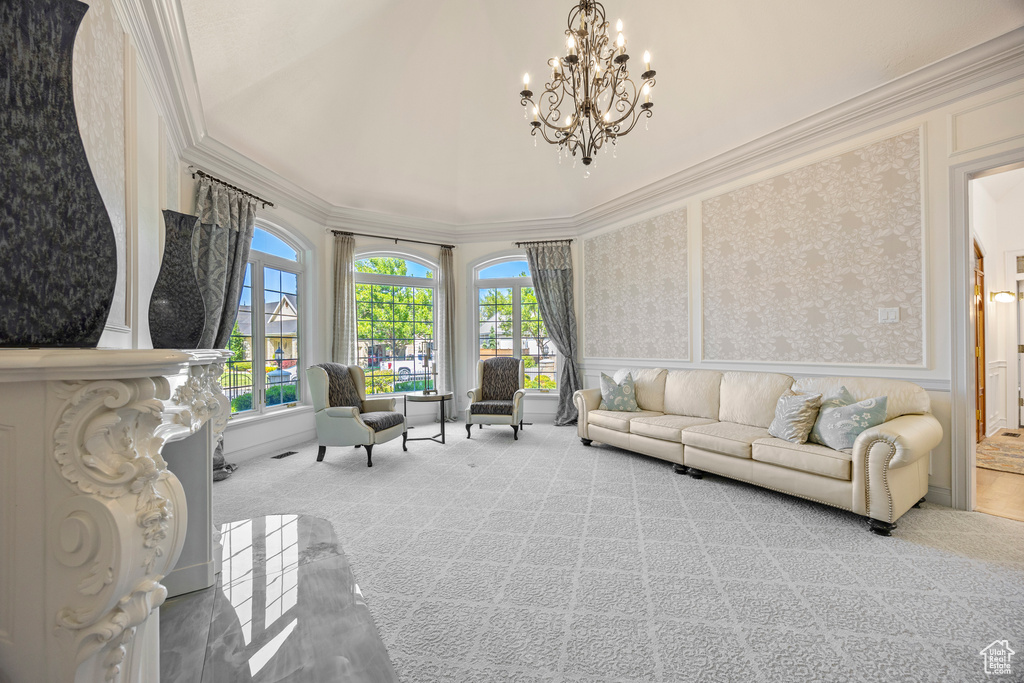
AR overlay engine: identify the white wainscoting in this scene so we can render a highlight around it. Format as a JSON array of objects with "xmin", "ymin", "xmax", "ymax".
[{"xmin": 987, "ymin": 360, "xmax": 1007, "ymax": 437}]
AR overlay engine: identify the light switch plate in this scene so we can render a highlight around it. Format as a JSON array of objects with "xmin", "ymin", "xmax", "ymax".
[{"xmin": 878, "ymin": 307, "xmax": 900, "ymax": 323}]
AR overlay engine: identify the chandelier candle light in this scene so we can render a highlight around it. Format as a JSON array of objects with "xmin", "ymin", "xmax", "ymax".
[{"xmin": 519, "ymin": 0, "xmax": 656, "ymax": 172}]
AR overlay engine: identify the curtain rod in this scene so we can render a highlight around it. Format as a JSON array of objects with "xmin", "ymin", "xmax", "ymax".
[
  {"xmin": 189, "ymin": 167, "xmax": 274, "ymax": 208},
  {"xmin": 330, "ymin": 230, "xmax": 455, "ymax": 250},
  {"xmin": 514, "ymin": 238, "xmax": 574, "ymax": 247}
]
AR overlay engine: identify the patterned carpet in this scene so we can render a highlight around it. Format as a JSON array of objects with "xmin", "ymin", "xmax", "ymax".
[
  {"xmin": 212, "ymin": 423, "xmax": 1024, "ymax": 683},
  {"xmin": 977, "ymin": 430, "xmax": 1024, "ymax": 475}
]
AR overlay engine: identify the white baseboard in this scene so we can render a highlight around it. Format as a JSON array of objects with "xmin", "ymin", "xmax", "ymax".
[
  {"xmin": 926, "ymin": 485, "xmax": 952, "ymax": 508},
  {"xmin": 225, "ymin": 428, "xmax": 317, "ymax": 465}
]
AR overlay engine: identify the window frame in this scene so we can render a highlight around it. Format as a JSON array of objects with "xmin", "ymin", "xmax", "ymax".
[
  {"xmin": 226, "ymin": 224, "xmax": 306, "ymax": 419},
  {"xmin": 354, "ymin": 251, "xmax": 439, "ymax": 396},
  {"xmin": 473, "ymin": 255, "xmax": 559, "ymax": 393}
]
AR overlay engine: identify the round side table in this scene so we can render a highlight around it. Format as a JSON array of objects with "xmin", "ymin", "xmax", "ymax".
[{"xmin": 403, "ymin": 392, "xmax": 454, "ymax": 444}]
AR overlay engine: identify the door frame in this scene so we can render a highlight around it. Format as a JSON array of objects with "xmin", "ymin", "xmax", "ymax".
[
  {"xmin": 951, "ymin": 150, "xmax": 1024, "ymax": 512},
  {"xmin": 974, "ymin": 240, "xmax": 986, "ymax": 443}
]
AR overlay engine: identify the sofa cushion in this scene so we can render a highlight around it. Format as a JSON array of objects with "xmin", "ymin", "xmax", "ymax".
[
  {"xmin": 663, "ymin": 370, "xmax": 722, "ymax": 419},
  {"xmin": 599, "ymin": 372, "xmax": 640, "ymax": 412},
  {"xmin": 614, "ymin": 368, "xmax": 667, "ymax": 412},
  {"xmin": 588, "ymin": 409, "xmax": 664, "ymax": 434},
  {"xmin": 793, "ymin": 376, "xmax": 929, "ymax": 420},
  {"xmin": 680, "ymin": 422, "xmax": 772, "ymax": 459},
  {"xmin": 768, "ymin": 390, "xmax": 822, "ymax": 444},
  {"xmin": 719, "ymin": 372, "xmax": 794, "ymax": 428},
  {"xmin": 630, "ymin": 415, "xmax": 717, "ymax": 443},
  {"xmin": 752, "ymin": 438, "xmax": 853, "ymax": 481}
]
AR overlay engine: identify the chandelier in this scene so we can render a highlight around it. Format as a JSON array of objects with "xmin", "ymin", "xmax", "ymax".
[{"xmin": 519, "ymin": 0, "xmax": 656, "ymax": 171}]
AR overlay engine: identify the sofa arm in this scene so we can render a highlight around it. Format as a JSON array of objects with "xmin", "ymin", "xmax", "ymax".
[
  {"xmin": 573, "ymin": 388, "xmax": 602, "ymax": 439},
  {"xmin": 362, "ymin": 397, "xmax": 396, "ymax": 413},
  {"xmin": 852, "ymin": 413, "xmax": 943, "ymax": 523},
  {"xmin": 853, "ymin": 413, "xmax": 943, "ymax": 469}
]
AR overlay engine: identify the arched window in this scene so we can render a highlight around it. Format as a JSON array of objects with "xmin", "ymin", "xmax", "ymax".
[
  {"xmin": 475, "ymin": 256, "xmax": 557, "ymax": 391},
  {"xmin": 355, "ymin": 253, "xmax": 437, "ymax": 395},
  {"xmin": 224, "ymin": 225, "xmax": 305, "ymax": 415}
]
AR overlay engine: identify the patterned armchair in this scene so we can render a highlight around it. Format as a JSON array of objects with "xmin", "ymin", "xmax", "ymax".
[
  {"xmin": 306, "ymin": 363, "xmax": 407, "ymax": 467},
  {"xmin": 466, "ymin": 357, "xmax": 526, "ymax": 440}
]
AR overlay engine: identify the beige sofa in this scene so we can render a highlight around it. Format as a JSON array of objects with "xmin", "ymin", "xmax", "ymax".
[{"xmin": 573, "ymin": 369, "xmax": 943, "ymax": 535}]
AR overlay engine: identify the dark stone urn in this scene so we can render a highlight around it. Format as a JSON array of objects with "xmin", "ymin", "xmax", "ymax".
[
  {"xmin": 149, "ymin": 210, "xmax": 207, "ymax": 349},
  {"xmin": 0, "ymin": 0, "xmax": 118, "ymax": 347}
]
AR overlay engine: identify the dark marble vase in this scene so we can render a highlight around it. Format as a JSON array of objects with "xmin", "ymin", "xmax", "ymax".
[
  {"xmin": 149, "ymin": 211, "xmax": 207, "ymax": 349},
  {"xmin": 0, "ymin": 0, "xmax": 117, "ymax": 347}
]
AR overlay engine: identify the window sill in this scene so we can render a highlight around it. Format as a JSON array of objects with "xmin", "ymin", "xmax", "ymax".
[{"xmin": 226, "ymin": 403, "xmax": 313, "ymax": 430}]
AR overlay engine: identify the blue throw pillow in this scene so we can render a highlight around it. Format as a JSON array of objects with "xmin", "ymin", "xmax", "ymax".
[
  {"xmin": 599, "ymin": 372, "xmax": 640, "ymax": 412},
  {"xmin": 809, "ymin": 386, "xmax": 888, "ymax": 451}
]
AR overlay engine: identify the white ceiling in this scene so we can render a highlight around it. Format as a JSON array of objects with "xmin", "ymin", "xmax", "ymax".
[
  {"xmin": 977, "ymin": 166, "xmax": 1024, "ymax": 201},
  {"xmin": 179, "ymin": 0, "xmax": 1024, "ymax": 226}
]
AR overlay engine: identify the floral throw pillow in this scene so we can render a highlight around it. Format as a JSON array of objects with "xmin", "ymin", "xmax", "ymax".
[
  {"xmin": 768, "ymin": 390, "xmax": 823, "ymax": 444},
  {"xmin": 809, "ymin": 386, "xmax": 888, "ymax": 451},
  {"xmin": 599, "ymin": 372, "xmax": 640, "ymax": 412}
]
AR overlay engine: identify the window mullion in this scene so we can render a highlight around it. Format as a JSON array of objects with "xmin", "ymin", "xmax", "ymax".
[
  {"xmin": 253, "ymin": 258, "xmax": 266, "ymax": 413},
  {"xmin": 513, "ymin": 286, "xmax": 522, "ymax": 358}
]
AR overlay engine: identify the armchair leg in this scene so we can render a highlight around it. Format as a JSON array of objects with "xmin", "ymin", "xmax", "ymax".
[
  {"xmin": 686, "ymin": 468, "xmax": 704, "ymax": 480},
  {"xmin": 479, "ymin": 424, "xmax": 482, "ymax": 430},
  {"xmin": 581, "ymin": 438, "xmax": 592, "ymax": 447},
  {"xmin": 316, "ymin": 445, "xmax": 326, "ymax": 462},
  {"xmin": 402, "ymin": 431, "xmax": 408, "ymax": 452},
  {"xmin": 868, "ymin": 519, "xmax": 896, "ymax": 536},
  {"xmin": 913, "ymin": 497, "xmax": 925, "ymax": 509},
  {"xmin": 365, "ymin": 444, "xmax": 373, "ymax": 468},
  {"xmin": 466, "ymin": 424, "xmax": 473, "ymax": 439},
  {"xmin": 673, "ymin": 464, "xmax": 688, "ymax": 475},
  {"xmin": 512, "ymin": 425, "xmax": 519, "ymax": 440}
]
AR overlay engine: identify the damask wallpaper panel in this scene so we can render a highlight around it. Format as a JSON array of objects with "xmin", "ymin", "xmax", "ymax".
[
  {"xmin": 702, "ymin": 130, "xmax": 923, "ymax": 366},
  {"xmin": 584, "ymin": 208, "xmax": 688, "ymax": 359},
  {"xmin": 74, "ymin": 0, "xmax": 127, "ymax": 328}
]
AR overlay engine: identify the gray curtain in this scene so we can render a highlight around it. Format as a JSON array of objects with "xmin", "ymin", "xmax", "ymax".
[
  {"xmin": 193, "ymin": 178, "xmax": 257, "ymax": 349},
  {"xmin": 525, "ymin": 241, "xmax": 582, "ymax": 425},
  {"xmin": 437, "ymin": 245, "xmax": 457, "ymax": 421},
  {"xmin": 331, "ymin": 233, "xmax": 357, "ymax": 364}
]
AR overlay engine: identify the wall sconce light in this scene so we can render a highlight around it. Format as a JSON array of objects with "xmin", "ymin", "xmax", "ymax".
[{"xmin": 990, "ymin": 291, "xmax": 1019, "ymax": 303}]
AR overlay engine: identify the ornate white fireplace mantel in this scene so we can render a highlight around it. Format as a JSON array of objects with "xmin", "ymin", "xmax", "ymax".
[{"xmin": 0, "ymin": 349, "xmax": 230, "ymax": 683}]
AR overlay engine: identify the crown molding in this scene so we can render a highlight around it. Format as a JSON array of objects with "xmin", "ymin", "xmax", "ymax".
[
  {"xmin": 114, "ymin": 0, "xmax": 206, "ymax": 153},
  {"xmin": 127, "ymin": 5, "xmax": 1024, "ymax": 240}
]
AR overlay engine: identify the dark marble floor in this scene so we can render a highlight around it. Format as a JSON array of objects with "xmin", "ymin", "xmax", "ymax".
[{"xmin": 160, "ymin": 515, "xmax": 397, "ymax": 683}]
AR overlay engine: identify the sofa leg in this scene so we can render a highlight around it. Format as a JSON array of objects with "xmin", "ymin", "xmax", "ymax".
[
  {"xmin": 912, "ymin": 496, "xmax": 925, "ymax": 509},
  {"xmin": 479, "ymin": 424, "xmax": 482, "ymax": 430},
  {"xmin": 686, "ymin": 468, "xmax": 704, "ymax": 480},
  {"xmin": 365, "ymin": 445, "xmax": 373, "ymax": 468},
  {"xmin": 512, "ymin": 425, "xmax": 519, "ymax": 440},
  {"xmin": 673, "ymin": 464, "xmax": 688, "ymax": 475},
  {"xmin": 868, "ymin": 519, "xmax": 896, "ymax": 536},
  {"xmin": 580, "ymin": 438, "xmax": 592, "ymax": 447},
  {"xmin": 466, "ymin": 424, "xmax": 473, "ymax": 439},
  {"xmin": 316, "ymin": 445, "xmax": 326, "ymax": 462},
  {"xmin": 402, "ymin": 431, "xmax": 408, "ymax": 452}
]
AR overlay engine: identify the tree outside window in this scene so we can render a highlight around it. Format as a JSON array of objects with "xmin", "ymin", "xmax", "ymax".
[
  {"xmin": 476, "ymin": 259, "xmax": 556, "ymax": 391},
  {"xmin": 355, "ymin": 256, "xmax": 436, "ymax": 395}
]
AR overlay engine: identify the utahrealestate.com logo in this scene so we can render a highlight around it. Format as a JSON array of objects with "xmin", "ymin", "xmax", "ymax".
[{"xmin": 980, "ymin": 640, "xmax": 1015, "ymax": 676}]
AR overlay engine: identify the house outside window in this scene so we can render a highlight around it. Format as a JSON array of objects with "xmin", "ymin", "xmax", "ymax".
[
  {"xmin": 355, "ymin": 254, "xmax": 436, "ymax": 395},
  {"xmin": 224, "ymin": 227, "xmax": 304, "ymax": 415},
  {"xmin": 475, "ymin": 257, "xmax": 556, "ymax": 391}
]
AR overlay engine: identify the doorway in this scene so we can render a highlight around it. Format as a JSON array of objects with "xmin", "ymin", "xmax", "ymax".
[{"xmin": 969, "ymin": 166, "xmax": 1024, "ymax": 522}]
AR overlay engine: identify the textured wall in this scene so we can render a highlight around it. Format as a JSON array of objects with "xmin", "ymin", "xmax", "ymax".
[
  {"xmin": 74, "ymin": 0, "xmax": 127, "ymax": 329},
  {"xmin": 584, "ymin": 208, "xmax": 688, "ymax": 359},
  {"xmin": 702, "ymin": 131, "xmax": 923, "ymax": 365}
]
